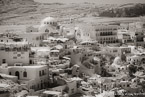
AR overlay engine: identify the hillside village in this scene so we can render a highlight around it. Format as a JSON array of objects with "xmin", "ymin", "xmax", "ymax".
[{"xmin": 0, "ymin": 15, "xmax": 145, "ymax": 97}]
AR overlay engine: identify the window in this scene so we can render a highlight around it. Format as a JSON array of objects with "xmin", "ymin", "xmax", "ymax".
[
  {"xmin": 42, "ymin": 70, "xmax": 45, "ymax": 75},
  {"xmin": 2, "ymin": 59, "xmax": 6, "ymax": 63},
  {"xmin": 36, "ymin": 37, "xmax": 39, "ymax": 40},
  {"xmin": 113, "ymin": 50, "xmax": 117, "ymax": 52},
  {"xmin": 13, "ymin": 57, "xmax": 17, "ymax": 59},
  {"xmin": 45, "ymin": 29, "xmax": 49, "ymax": 32},
  {"xmin": 17, "ymin": 54, "xmax": 21, "ymax": 57},
  {"xmin": 39, "ymin": 71, "xmax": 41, "ymax": 76},
  {"xmin": 44, "ymin": 69, "xmax": 47, "ymax": 75},
  {"xmin": 76, "ymin": 68, "xmax": 79, "ymax": 72},
  {"xmin": 23, "ymin": 71, "xmax": 27, "ymax": 77},
  {"xmin": 71, "ymin": 89, "xmax": 74, "ymax": 93},
  {"xmin": 1, "ymin": 40, "xmax": 3, "ymax": 42},
  {"xmin": 9, "ymin": 72, "xmax": 11, "ymax": 75},
  {"xmin": 38, "ymin": 84, "xmax": 39, "ymax": 89}
]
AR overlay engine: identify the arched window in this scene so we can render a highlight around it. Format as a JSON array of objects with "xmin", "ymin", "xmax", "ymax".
[
  {"xmin": 42, "ymin": 70, "xmax": 45, "ymax": 75},
  {"xmin": 39, "ymin": 71, "xmax": 41, "ymax": 76},
  {"xmin": 45, "ymin": 29, "xmax": 49, "ymax": 32},
  {"xmin": 23, "ymin": 71, "xmax": 27, "ymax": 77},
  {"xmin": 15, "ymin": 71, "xmax": 20, "ymax": 79}
]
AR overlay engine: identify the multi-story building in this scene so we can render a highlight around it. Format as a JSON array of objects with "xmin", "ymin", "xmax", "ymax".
[
  {"xmin": 0, "ymin": 33, "xmax": 23, "ymax": 43},
  {"xmin": 0, "ymin": 65, "xmax": 48, "ymax": 90},
  {"xmin": 29, "ymin": 47, "xmax": 50, "ymax": 65},
  {"xmin": 18, "ymin": 32, "xmax": 48, "ymax": 47},
  {"xmin": 102, "ymin": 46, "xmax": 131, "ymax": 57},
  {"xmin": 75, "ymin": 24, "xmax": 95, "ymax": 42},
  {"xmin": 126, "ymin": 53, "xmax": 145, "ymax": 65},
  {"xmin": 15, "ymin": 17, "xmax": 62, "ymax": 47},
  {"xmin": 134, "ymin": 29, "xmax": 145, "ymax": 47},
  {"xmin": 129, "ymin": 21, "xmax": 145, "ymax": 32},
  {"xmin": 0, "ymin": 42, "xmax": 30, "ymax": 66},
  {"xmin": 75, "ymin": 24, "xmax": 119, "ymax": 44},
  {"xmin": 94, "ymin": 25, "xmax": 119, "ymax": 44},
  {"xmin": 117, "ymin": 29, "xmax": 131, "ymax": 44}
]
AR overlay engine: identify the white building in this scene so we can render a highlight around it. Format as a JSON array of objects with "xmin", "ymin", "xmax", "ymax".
[
  {"xmin": 0, "ymin": 65, "xmax": 49, "ymax": 90},
  {"xmin": 94, "ymin": 24, "xmax": 119, "ymax": 44},
  {"xmin": 0, "ymin": 42, "xmax": 30, "ymax": 66},
  {"xmin": 39, "ymin": 17, "xmax": 60, "ymax": 34},
  {"xmin": 72, "ymin": 64, "xmax": 80, "ymax": 77},
  {"xmin": 0, "ymin": 33, "xmax": 23, "ymax": 43},
  {"xmin": 75, "ymin": 24, "xmax": 95, "ymax": 42},
  {"xmin": 17, "ymin": 17, "xmax": 61, "ymax": 46},
  {"xmin": 126, "ymin": 54, "xmax": 145, "ymax": 65},
  {"xmin": 26, "ymin": 25, "xmax": 39, "ymax": 33},
  {"xmin": 117, "ymin": 29, "xmax": 131, "ymax": 44},
  {"xmin": 18, "ymin": 32, "xmax": 48, "ymax": 47},
  {"xmin": 129, "ymin": 21, "xmax": 145, "ymax": 32},
  {"xmin": 29, "ymin": 47, "xmax": 50, "ymax": 65},
  {"xmin": 134, "ymin": 29, "xmax": 145, "ymax": 47},
  {"xmin": 75, "ymin": 24, "xmax": 119, "ymax": 44},
  {"xmin": 102, "ymin": 46, "xmax": 131, "ymax": 57}
]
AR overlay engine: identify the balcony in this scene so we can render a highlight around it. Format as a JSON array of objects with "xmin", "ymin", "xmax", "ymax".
[{"xmin": 0, "ymin": 47, "xmax": 29, "ymax": 52}]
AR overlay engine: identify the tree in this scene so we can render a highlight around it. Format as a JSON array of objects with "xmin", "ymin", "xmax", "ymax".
[{"xmin": 128, "ymin": 65, "xmax": 137, "ymax": 77}]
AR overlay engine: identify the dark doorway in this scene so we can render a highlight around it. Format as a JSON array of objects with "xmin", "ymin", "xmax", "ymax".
[
  {"xmin": 15, "ymin": 71, "xmax": 20, "ymax": 79},
  {"xmin": 45, "ymin": 29, "xmax": 49, "ymax": 32}
]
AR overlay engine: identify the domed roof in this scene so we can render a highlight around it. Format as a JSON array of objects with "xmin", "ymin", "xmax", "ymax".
[
  {"xmin": 41, "ymin": 17, "xmax": 57, "ymax": 25},
  {"xmin": 113, "ymin": 56, "xmax": 121, "ymax": 65}
]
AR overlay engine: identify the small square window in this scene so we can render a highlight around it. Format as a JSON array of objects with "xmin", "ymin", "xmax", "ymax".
[
  {"xmin": 17, "ymin": 54, "xmax": 21, "ymax": 57},
  {"xmin": 13, "ymin": 57, "xmax": 17, "ymax": 59},
  {"xmin": 2, "ymin": 59, "xmax": 6, "ymax": 63}
]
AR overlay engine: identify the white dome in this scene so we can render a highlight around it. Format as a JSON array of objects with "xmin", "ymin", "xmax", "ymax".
[
  {"xmin": 113, "ymin": 56, "xmax": 121, "ymax": 65},
  {"xmin": 41, "ymin": 17, "xmax": 57, "ymax": 25},
  {"xmin": 39, "ymin": 24, "xmax": 55, "ymax": 33}
]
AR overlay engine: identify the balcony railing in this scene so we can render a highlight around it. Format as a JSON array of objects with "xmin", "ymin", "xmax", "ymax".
[{"xmin": 0, "ymin": 47, "xmax": 30, "ymax": 51}]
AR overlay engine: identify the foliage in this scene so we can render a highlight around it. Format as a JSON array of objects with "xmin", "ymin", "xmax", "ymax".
[
  {"xmin": 128, "ymin": 64, "xmax": 137, "ymax": 77},
  {"xmin": 99, "ymin": 4, "xmax": 145, "ymax": 17}
]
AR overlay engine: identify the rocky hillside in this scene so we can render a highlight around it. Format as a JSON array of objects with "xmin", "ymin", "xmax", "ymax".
[
  {"xmin": 99, "ymin": 3, "xmax": 145, "ymax": 17},
  {"xmin": 0, "ymin": 0, "xmax": 145, "ymax": 25},
  {"xmin": 0, "ymin": 0, "xmax": 36, "ymax": 5},
  {"xmin": 0, "ymin": 0, "xmax": 102, "ymax": 25}
]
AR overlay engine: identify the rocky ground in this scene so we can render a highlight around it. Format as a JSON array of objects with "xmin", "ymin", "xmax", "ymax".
[{"xmin": 0, "ymin": 0, "xmax": 145, "ymax": 33}]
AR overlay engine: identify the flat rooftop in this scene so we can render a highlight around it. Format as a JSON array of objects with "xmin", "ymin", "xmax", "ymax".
[
  {"xmin": 8, "ymin": 65, "xmax": 47, "ymax": 69},
  {"xmin": 43, "ymin": 91, "xmax": 61, "ymax": 95}
]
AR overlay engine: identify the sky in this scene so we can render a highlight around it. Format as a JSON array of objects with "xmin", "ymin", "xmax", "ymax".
[{"xmin": 34, "ymin": 0, "xmax": 145, "ymax": 4}]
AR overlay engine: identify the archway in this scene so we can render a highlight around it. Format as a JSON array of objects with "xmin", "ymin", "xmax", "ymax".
[
  {"xmin": 15, "ymin": 71, "xmax": 20, "ymax": 79},
  {"xmin": 45, "ymin": 29, "xmax": 49, "ymax": 32}
]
